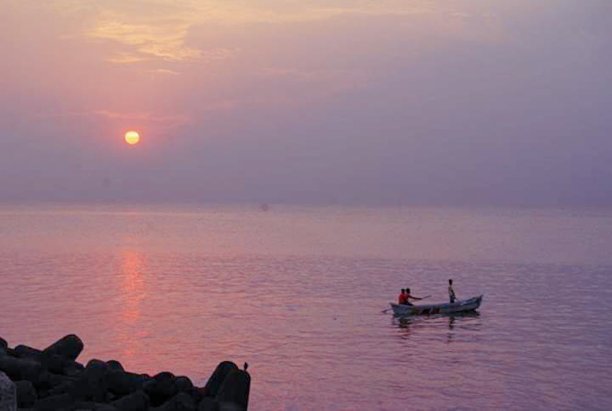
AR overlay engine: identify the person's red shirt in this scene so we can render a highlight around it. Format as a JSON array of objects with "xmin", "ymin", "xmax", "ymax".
[{"xmin": 398, "ymin": 292, "xmax": 408, "ymax": 304}]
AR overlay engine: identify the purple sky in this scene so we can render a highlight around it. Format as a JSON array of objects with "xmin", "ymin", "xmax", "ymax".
[{"xmin": 1, "ymin": 0, "xmax": 611, "ymax": 205}]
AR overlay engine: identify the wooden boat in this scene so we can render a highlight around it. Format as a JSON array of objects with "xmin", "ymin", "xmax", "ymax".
[{"xmin": 389, "ymin": 295, "xmax": 483, "ymax": 316}]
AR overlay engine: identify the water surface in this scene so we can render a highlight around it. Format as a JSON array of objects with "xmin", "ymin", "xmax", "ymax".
[{"xmin": 0, "ymin": 205, "xmax": 611, "ymax": 410}]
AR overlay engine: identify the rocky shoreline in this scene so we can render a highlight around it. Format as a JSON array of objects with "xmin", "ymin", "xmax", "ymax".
[{"xmin": 0, "ymin": 335, "xmax": 250, "ymax": 411}]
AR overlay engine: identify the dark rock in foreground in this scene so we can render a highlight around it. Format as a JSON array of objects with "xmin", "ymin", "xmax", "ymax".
[
  {"xmin": 216, "ymin": 370, "xmax": 250, "ymax": 410},
  {"xmin": 43, "ymin": 334, "xmax": 84, "ymax": 361},
  {"xmin": 203, "ymin": 362, "xmax": 238, "ymax": 398},
  {"xmin": 15, "ymin": 379, "xmax": 37, "ymax": 407},
  {"xmin": 0, "ymin": 335, "xmax": 251, "ymax": 410},
  {"xmin": 0, "ymin": 370, "xmax": 17, "ymax": 410}
]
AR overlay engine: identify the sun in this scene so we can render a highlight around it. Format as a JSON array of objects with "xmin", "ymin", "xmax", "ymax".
[{"xmin": 124, "ymin": 130, "xmax": 140, "ymax": 145}]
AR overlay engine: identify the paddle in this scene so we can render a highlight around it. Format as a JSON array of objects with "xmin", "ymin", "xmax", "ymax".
[{"xmin": 381, "ymin": 295, "xmax": 432, "ymax": 313}]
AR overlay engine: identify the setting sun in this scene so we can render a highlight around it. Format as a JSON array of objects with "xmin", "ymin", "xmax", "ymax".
[{"xmin": 124, "ymin": 130, "xmax": 140, "ymax": 145}]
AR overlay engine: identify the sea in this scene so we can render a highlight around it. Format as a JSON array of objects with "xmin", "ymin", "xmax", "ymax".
[{"xmin": 0, "ymin": 204, "xmax": 611, "ymax": 410}]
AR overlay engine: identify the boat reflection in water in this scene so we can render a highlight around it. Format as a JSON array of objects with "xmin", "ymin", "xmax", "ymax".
[{"xmin": 394, "ymin": 311, "xmax": 482, "ymax": 343}]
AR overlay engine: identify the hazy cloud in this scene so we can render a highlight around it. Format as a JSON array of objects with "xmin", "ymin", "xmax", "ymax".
[{"xmin": 1, "ymin": 0, "xmax": 611, "ymax": 205}]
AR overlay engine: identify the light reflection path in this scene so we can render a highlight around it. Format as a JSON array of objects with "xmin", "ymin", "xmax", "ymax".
[{"xmin": 118, "ymin": 250, "xmax": 148, "ymax": 362}]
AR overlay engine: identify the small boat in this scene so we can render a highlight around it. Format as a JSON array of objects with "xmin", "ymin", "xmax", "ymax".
[{"xmin": 389, "ymin": 295, "xmax": 483, "ymax": 316}]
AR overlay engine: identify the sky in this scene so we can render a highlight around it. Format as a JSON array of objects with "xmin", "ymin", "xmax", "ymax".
[{"xmin": 1, "ymin": 0, "xmax": 611, "ymax": 206}]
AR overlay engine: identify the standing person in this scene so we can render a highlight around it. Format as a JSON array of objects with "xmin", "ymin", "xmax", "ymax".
[
  {"xmin": 404, "ymin": 288, "xmax": 424, "ymax": 306},
  {"xmin": 398, "ymin": 289, "xmax": 408, "ymax": 305},
  {"xmin": 448, "ymin": 279, "xmax": 457, "ymax": 303}
]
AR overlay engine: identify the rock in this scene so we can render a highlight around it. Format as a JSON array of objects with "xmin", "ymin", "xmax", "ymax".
[
  {"xmin": 15, "ymin": 380, "xmax": 37, "ymax": 408},
  {"xmin": 46, "ymin": 380, "xmax": 75, "ymax": 397},
  {"xmin": 175, "ymin": 392, "xmax": 196, "ymax": 411},
  {"xmin": 107, "ymin": 361, "xmax": 124, "ymax": 372},
  {"xmin": 203, "ymin": 362, "xmax": 238, "ymax": 398},
  {"xmin": 33, "ymin": 393, "xmax": 73, "ymax": 411},
  {"xmin": 190, "ymin": 387, "xmax": 206, "ymax": 404},
  {"xmin": 85, "ymin": 359, "xmax": 108, "ymax": 370},
  {"xmin": 44, "ymin": 354, "xmax": 71, "ymax": 375},
  {"xmin": 75, "ymin": 400, "xmax": 120, "ymax": 410},
  {"xmin": 154, "ymin": 392, "xmax": 195, "ymax": 411},
  {"xmin": 37, "ymin": 371, "xmax": 73, "ymax": 392},
  {"xmin": 215, "ymin": 370, "xmax": 250, "ymax": 411},
  {"xmin": 69, "ymin": 359, "xmax": 108, "ymax": 402},
  {"xmin": 94, "ymin": 404, "xmax": 120, "ymax": 411},
  {"xmin": 1, "ymin": 338, "xmax": 247, "ymax": 411},
  {"xmin": 197, "ymin": 398, "xmax": 219, "ymax": 411},
  {"xmin": 14, "ymin": 345, "xmax": 82, "ymax": 377},
  {"xmin": 93, "ymin": 404, "xmax": 120, "ymax": 411},
  {"xmin": 35, "ymin": 373, "xmax": 56, "ymax": 397},
  {"xmin": 43, "ymin": 335, "xmax": 83, "ymax": 361},
  {"xmin": 107, "ymin": 371, "xmax": 147, "ymax": 396},
  {"xmin": 174, "ymin": 377, "xmax": 193, "ymax": 393},
  {"xmin": 217, "ymin": 403, "xmax": 245, "ymax": 411},
  {"xmin": 14, "ymin": 346, "xmax": 43, "ymax": 361},
  {"xmin": 0, "ymin": 356, "xmax": 42, "ymax": 383},
  {"xmin": 0, "ymin": 371, "xmax": 17, "ymax": 411},
  {"xmin": 111, "ymin": 390, "xmax": 149, "ymax": 411},
  {"xmin": 144, "ymin": 372, "xmax": 176, "ymax": 406},
  {"xmin": 63, "ymin": 360, "xmax": 85, "ymax": 377},
  {"xmin": 74, "ymin": 400, "xmax": 96, "ymax": 409}
]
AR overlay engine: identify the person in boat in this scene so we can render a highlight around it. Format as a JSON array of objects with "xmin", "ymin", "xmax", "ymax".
[
  {"xmin": 403, "ymin": 288, "xmax": 425, "ymax": 306},
  {"xmin": 398, "ymin": 289, "xmax": 409, "ymax": 305},
  {"xmin": 448, "ymin": 279, "xmax": 456, "ymax": 303}
]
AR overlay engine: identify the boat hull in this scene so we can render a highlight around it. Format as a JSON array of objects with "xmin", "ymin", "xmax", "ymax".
[{"xmin": 390, "ymin": 295, "xmax": 483, "ymax": 316}]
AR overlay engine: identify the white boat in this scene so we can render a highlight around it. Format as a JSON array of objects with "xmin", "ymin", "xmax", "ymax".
[{"xmin": 389, "ymin": 295, "xmax": 483, "ymax": 316}]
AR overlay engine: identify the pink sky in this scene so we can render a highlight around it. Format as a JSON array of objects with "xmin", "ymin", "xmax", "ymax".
[{"xmin": 1, "ymin": 1, "xmax": 611, "ymax": 205}]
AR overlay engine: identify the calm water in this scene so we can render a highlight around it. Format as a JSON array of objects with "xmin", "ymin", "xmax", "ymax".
[{"xmin": 1, "ymin": 205, "xmax": 611, "ymax": 410}]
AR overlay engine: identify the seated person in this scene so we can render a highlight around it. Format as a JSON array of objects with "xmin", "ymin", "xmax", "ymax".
[
  {"xmin": 404, "ymin": 288, "xmax": 424, "ymax": 306},
  {"xmin": 398, "ymin": 288, "xmax": 408, "ymax": 305}
]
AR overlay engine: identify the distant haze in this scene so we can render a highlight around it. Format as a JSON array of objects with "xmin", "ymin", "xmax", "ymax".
[{"xmin": 1, "ymin": 1, "xmax": 611, "ymax": 205}]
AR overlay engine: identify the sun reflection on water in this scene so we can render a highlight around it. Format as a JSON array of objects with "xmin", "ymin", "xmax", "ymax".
[{"xmin": 119, "ymin": 250, "xmax": 147, "ymax": 360}]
